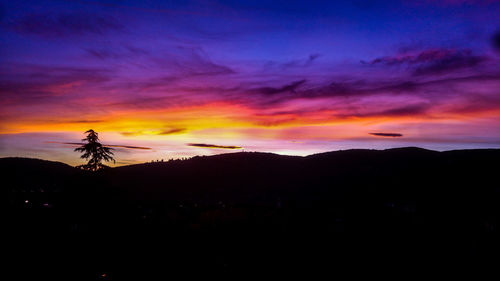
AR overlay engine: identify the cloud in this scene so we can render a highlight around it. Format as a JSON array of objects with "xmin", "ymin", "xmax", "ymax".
[
  {"xmin": 330, "ymin": 103, "xmax": 431, "ymax": 120},
  {"xmin": 365, "ymin": 49, "xmax": 486, "ymax": 75},
  {"xmin": 67, "ymin": 120, "xmax": 104, "ymax": 123},
  {"xmin": 367, "ymin": 49, "xmax": 459, "ymax": 65},
  {"xmin": 9, "ymin": 12, "xmax": 123, "ymax": 38},
  {"xmin": 241, "ymin": 74, "xmax": 478, "ymax": 107},
  {"xmin": 120, "ymin": 132, "xmax": 138, "ymax": 136},
  {"xmin": 443, "ymin": 93, "xmax": 500, "ymax": 114},
  {"xmin": 46, "ymin": 142, "xmax": 151, "ymax": 150},
  {"xmin": 85, "ymin": 45, "xmax": 150, "ymax": 60},
  {"xmin": 105, "ymin": 144, "xmax": 152, "ymax": 150},
  {"xmin": 252, "ymin": 80, "xmax": 306, "ymax": 96},
  {"xmin": 413, "ymin": 52, "xmax": 485, "ymax": 76},
  {"xmin": 85, "ymin": 49, "xmax": 123, "ymax": 60},
  {"xmin": 158, "ymin": 128, "xmax": 187, "ymax": 135},
  {"xmin": 5, "ymin": 57, "xmax": 497, "ymax": 123},
  {"xmin": 377, "ymin": 104, "xmax": 430, "ymax": 117},
  {"xmin": 0, "ymin": 63, "xmax": 111, "ymax": 104},
  {"xmin": 369, "ymin": 133, "xmax": 403, "ymax": 137},
  {"xmin": 120, "ymin": 128, "xmax": 188, "ymax": 136},
  {"xmin": 239, "ymin": 74, "xmax": 463, "ymax": 106},
  {"xmin": 155, "ymin": 71, "xmax": 500, "ymax": 121},
  {"xmin": 152, "ymin": 46, "xmax": 235, "ymax": 77},
  {"xmin": 281, "ymin": 54, "xmax": 321, "ymax": 68},
  {"xmin": 187, "ymin": 143, "xmax": 242, "ymax": 149},
  {"xmin": 493, "ymin": 31, "xmax": 500, "ymax": 52}
]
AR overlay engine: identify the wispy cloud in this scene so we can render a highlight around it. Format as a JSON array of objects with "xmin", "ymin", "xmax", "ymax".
[
  {"xmin": 85, "ymin": 45, "xmax": 150, "ymax": 60},
  {"xmin": 364, "ymin": 48, "xmax": 487, "ymax": 75},
  {"xmin": 369, "ymin": 133, "xmax": 403, "ymax": 137},
  {"xmin": 251, "ymin": 80, "xmax": 306, "ymax": 96},
  {"xmin": 493, "ymin": 31, "xmax": 500, "ymax": 52},
  {"xmin": 46, "ymin": 141, "xmax": 151, "ymax": 150},
  {"xmin": 159, "ymin": 128, "xmax": 187, "ymax": 135},
  {"xmin": 120, "ymin": 128, "xmax": 187, "ymax": 136},
  {"xmin": 269, "ymin": 54, "xmax": 321, "ymax": 69},
  {"xmin": 105, "ymin": 144, "xmax": 152, "ymax": 150},
  {"xmin": 187, "ymin": 143, "xmax": 242, "ymax": 149},
  {"xmin": 9, "ymin": 12, "xmax": 123, "ymax": 38},
  {"xmin": 150, "ymin": 46, "xmax": 235, "ymax": 77},
  {"xmin": 0, "ymin": 63, "xmax": 112, "ymax": 104}
]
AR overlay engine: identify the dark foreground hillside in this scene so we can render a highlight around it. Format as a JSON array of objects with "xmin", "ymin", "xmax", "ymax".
[{"xmin": 3, "ymin": 148, "xmax": 500, "ymax": 279}]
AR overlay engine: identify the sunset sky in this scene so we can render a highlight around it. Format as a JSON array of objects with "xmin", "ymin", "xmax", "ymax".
[{"xmin": 1, "ymin": 0, "xmax": 500, "ymax": 166}]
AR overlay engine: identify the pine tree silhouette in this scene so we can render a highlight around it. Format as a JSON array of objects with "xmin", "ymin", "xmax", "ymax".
[{"xmin": 75, "ymin": 129, "xmax": 115, "ymax": 171}]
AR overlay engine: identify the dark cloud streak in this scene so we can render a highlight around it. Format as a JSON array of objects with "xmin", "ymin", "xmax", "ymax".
[
  {"xmin": 252, "ymin": 80, "xmax": 306, "ymax": 96},
  {"xmin": 159, "ymin": 128, "xmax": 187, "ymax": 135},
  {"xmin": 369, "ymin": 133, "xmax": 403, "ymax": 137},
  {"xmin": 46, "ymin": 141, "xmax": 151, "ymax": 150},
  {"xmin": 493, "ymin": 31, "xmax": 500, "ymax": 52},
  {"xmin": 187, "ymin": 143, "xmax": 242, "ymax": 149},
  {"xmin": 365, "ymin": 49, "xmax": 487, "ymax": 76}
]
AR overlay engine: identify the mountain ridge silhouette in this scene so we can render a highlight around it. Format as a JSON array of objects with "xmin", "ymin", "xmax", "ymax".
[
  {"xmin": 3, "ymin": 147, "xmax": 500, "ymax": 278},
  {"xmin": 2, "ymin": 146, "xmax": 497, "ymax": 171}
]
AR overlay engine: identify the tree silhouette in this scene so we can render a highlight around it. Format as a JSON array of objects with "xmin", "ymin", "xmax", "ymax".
[{"xmin": 75, "ymin": 129, "xmax": 115, "ymax": 171}]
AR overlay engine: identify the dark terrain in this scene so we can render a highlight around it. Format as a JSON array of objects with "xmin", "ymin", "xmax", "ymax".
[{"xmin": 3, "ymin": 147, "xmax": 500, "ymax": 278}]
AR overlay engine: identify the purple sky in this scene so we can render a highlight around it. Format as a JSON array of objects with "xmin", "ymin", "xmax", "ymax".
[{"xmin": 1, "ymin": 0, "xmax": 500, "ymax": 165}]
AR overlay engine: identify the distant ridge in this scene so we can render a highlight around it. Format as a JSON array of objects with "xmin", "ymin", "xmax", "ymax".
[
  {"xmin": 1, "ymin": 147, "xmax": 498, "ymax": 169},
  {"xmin": 0, "ymin": 157, "xmax": 79, "ymax": 190},
  {"xmin": 0, "ymin": 157, "xmax": 75, "ymax": 171}
]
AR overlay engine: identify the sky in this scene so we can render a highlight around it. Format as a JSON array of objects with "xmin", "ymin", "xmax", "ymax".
[{"xmin": 1, "ymin": 0, "xmax": 500, "ymax": 166}]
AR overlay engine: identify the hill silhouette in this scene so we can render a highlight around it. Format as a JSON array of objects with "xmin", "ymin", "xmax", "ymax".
[
  {"xmin": 3, "ymin": 147, "xmax": 500, "ymax": 278},
  {"xmin": 1, "ymin": 157, "xmax": 78, "ymax": 192}
]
